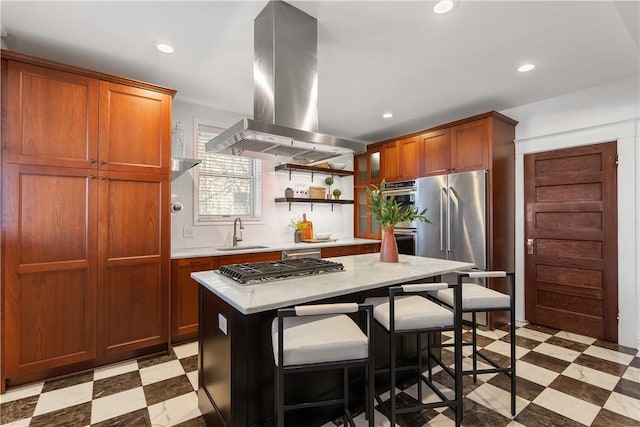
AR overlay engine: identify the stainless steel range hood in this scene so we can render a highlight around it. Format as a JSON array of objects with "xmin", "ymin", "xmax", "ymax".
[{"xmin": 206, "ymin": 0, "xmax": 365, "ymax": 163}]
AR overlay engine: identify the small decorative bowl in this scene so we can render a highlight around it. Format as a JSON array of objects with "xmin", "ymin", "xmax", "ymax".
[
  {"xmin": 329, "ymin": 163, "xmax": 346, "ymax": 170},
  {"xmin": 315, "ymin": 232, "xmax": 331, "ymax": 240}
]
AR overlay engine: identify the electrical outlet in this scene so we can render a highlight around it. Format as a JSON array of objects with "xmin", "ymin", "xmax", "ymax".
[{"xmin": 183, "ymin": 226, "xmax": 195, "ymax": 238}]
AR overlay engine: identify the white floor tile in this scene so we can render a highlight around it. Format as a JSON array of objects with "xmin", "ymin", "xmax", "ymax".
[
  {"xmin": 515, "ymin": 360, "xmax": 559, "ymax": 387},
  {"xmin": 187, "ymin": 370, "xmax": 198, "ymax": 391},
  {"xmin": 506, "ymin": 421, "xmax": 528, "ymax": 427},
  {"xmin": 147, "ymin": 391, "xmax": 202, "ymax": 426},
  {"xmin": 476, "ymin": 328, "xmax": 509, "ymax": 340},
  {"xmin": 554, "ymin": 331, "xmax": 597, "ymax": 345},
  {"xmin": 483, "ymin": 339, "xmax": 528, "ymax": 359},
  {"xmin": 0, "ymin": 382, "xmax": 43, "ymax": 404},
  {"xmin": 623, "ymin": 365, "xmax": 640, "ymax": 383},
  {"xmin": 603, "ymin": 391, "xmax": 640, "ymax": 421},
  {"xmin": 173, "ymin": 341, "xmax": 198, "ymax": 359},
  {"xmin": 515, "ymin": 328, "xmax": 552, "ymax": 342},
  {"xmin": 532, "ymin": 388, "xmax": 600, "ymax": 426},
  {"xmin": 533, "ymin": 342, "xmax": 580, "ymax": 362},
  {"xmin": 461, "ymin": 358, "xmax": 497, "ymax": 382},
  {"xmin": 466, "ymin": 383, "xmax": 528, "ymax": 418},
  {"xmin": 1, "ymin": 418, "xmax": 32, "ymax": 427},
  {"xmin": 90, "ymin": 387, "xmax": 147, "ymax": 424},
  {"xmin": 422, "ymin": 413, "xmax": 455, "ymax": 426},
  {"xmin": 139, "ymin": 359, "xmax": 186, "ymax": 386},
  {"xmin": 93, "ymin": 360, "xmax": 138, "ymax": 381},
  {"xmin": 561, "ymin": 363, "xmax": 620, "ymax": 391},
  {"xmin": 32, "ymin": 382, "xmax": 93, "ymax": 416},
  {"xmin": 584, "ymin": 345, "xmax": 635, "ymax": 365}
]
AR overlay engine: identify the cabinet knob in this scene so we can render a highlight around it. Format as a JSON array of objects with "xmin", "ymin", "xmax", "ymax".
[
  {"xmin": 89, "ymin": 174, "xmax": 96, "ymax": 180},
  {"xmin": 89, "ymin": 158, "xmax": 97, "ymax": 164},
  {"xmin": 100, "ymin": 175, "xmax": 107, "ymax": 181},
  {"xmin": 99, "ymin": 159, "xmax": 107, "ymax": 165}
]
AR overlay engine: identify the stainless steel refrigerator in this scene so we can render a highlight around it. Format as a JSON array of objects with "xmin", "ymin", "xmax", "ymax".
[{"xmin": 416, "ymin": 170, "xmax": 488, "ymax": 320}]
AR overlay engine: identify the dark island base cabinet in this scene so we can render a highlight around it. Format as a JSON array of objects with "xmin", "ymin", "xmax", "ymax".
[{"xmin": 197, "ymin": 283, "xmax": 436, "ymax": 427}]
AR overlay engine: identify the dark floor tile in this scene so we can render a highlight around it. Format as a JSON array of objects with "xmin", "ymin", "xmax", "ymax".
[
  {"xmin": 545, "ymin": 336, "xmax": 590, "ymax": 353},
  {"xmin": 137, "ymin": 351, "xmax": 178, "ymax": 369},
  {"xmin": 593, "ymin": 339, "xmax": 638, "ymax": 356},
  {"xmin": 574, "ymin": 354, "xmax": 628, "ymax": 376},
  {"xmin": 630, "ymin": 357, "xmax": 640, "ymax": 369},
  {"xmin": 515, "ymin": 402, "xmax": 584, "ymax": 427},
  {"xmin": 476, "ymin": 349, "xmax": 512, "ymax": 367},
  {"xmin": 376, "ymin": 391, "xmax": 442, "ymax": 427},
  {"xmin": 613, "ymin": 377, "xmax": 640, "ymax": 400},
  {"xmin": 523, "ymin": 323, "xmax": 560, "ymax": 335},
  {"xmin": 41, "ymin": 370, "xmax": 94, "ymax": 392},
  {"xmin": 180, "ymin": 354, "xmax": 198, "ymax": 373},
  {"xmin": 461, "ymin": 331, "xmax": 496, "ymax": 348},
  {"xmin": 30, "ymin": 402, "xmax": 91, "ymax": 427},
  {"xmin": 91, "ymin": 407, "xmax": 152, "ymax": 427},
  {"xmin": 441, "ymin": 397, "xmax": 511, "ymax": 427},
  {"xmin": 0, "ymin": 395, "xmax": 39, "ymax": 424},
  {"xmin": 548, "ymin": 375, "xmax": 611, "ymax": 407},
  {"xmin": 173, "ymin": 416, "xmax": 209, "ymax": 427},
  {"xmin": 93, "ymin": 370, "xmax": 142, "ymax": 399},
  {"xmin": 591, "ymin": 408, "xmax": 640, "ymax": 427},
  {"xmin": 489, "ymin": 372, "xmax": 545, "ymax": 401},
  {"xmin": 143, "ymin": 374, "xmax": 194, "ymax": 406},
  {"xmin": 430, "ymin": 369, "xmax": 481, "ymax": 395},
  {"xmin": 500, "ymin": 333, "xmax": 541, "ymax": 350},
  {"xmin": 520, "ymin": 351, "xmax": 570, "ymax": 373}
]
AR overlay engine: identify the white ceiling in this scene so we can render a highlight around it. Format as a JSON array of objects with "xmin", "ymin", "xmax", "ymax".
[{"xmin": 1, "ymin": 1, "xmax": 638, "ymax": 143}]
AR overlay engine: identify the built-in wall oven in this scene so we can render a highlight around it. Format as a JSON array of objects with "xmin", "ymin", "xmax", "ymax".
[{"xmin": 382, "ymin": 180, "xmax": 417, "ymax": 255}]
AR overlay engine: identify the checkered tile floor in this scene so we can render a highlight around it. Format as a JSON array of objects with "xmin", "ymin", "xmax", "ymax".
[{"xmin": 1, "ymin": 322, "xmax": 639, "ymax": 426}]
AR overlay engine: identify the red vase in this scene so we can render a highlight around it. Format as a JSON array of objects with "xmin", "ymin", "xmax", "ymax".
[{"xmin": 380, "ymin": 226, "xmax": 399, "ymax": 263}]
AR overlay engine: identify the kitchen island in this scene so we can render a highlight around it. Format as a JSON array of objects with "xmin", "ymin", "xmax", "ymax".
[{"xmin": 191, "ymin": 253, "xmax": 473, "ymax": 426}]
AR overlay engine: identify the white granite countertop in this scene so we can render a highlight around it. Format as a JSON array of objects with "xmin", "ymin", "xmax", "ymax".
[
  {"xmin": 191, "ymin": 253, "xmax": 474, "ymax": 315},
  {"xmin": 171, "ymin": 238, "xmax": 381, "ymax": 259}
]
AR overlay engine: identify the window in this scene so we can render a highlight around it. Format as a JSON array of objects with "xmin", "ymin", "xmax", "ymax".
[{"xmin": 195, "ymin": 122, "xmax": 262, "ymax": 222}]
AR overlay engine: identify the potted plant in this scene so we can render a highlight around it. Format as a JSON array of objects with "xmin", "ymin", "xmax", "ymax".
[
  {"xmin": 289, "ymin": 216, "xmax": 309, "ymax": 242},
  {"xmin": 367, "ymin": 180, "xmax": 430, "ymax": 262},
  {"xmin": 332, "ymin": 188, "xmax": 342, "ymax": 200},
  {"xmin": 324, "ymin": 176, "xmax": 334, "ymax": 199},
  {"xmin": 285, "ymin": 187, "xmax": 294, "ymax": 198}
]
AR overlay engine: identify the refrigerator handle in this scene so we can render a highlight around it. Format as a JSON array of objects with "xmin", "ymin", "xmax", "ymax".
[
  {"xmin": 447, "ymin": 186, "xmax": 452, "ymax": 252},
  {"xmin": 440, "ymin": 187, "xmax": 447, "ymax": 251}
]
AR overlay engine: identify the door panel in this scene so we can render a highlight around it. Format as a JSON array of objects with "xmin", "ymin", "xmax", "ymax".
[
  {"xmin": 4, "ymin": 165, "xmax": 97, "ymax": 376},
  {"xmin": 524, "ymin": 142, "xmax": 617, "ymax": 341},
  {"xmin": 420, "ymin": 129, "xmax": 451, "ymax": 176}
]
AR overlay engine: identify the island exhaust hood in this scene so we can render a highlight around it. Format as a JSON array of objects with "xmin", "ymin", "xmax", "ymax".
[{"xmin": 205, "ymin": 0, "xmax": 366, "ymax": 163}]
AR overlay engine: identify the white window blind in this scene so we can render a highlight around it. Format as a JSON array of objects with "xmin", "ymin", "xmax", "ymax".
[{"xmin": 196, "ymin": 123, "xmax": 261, "ymax": 221}]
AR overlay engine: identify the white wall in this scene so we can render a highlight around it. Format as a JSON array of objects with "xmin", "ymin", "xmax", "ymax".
[
  {"xmin": 170, "ymin": 100, "xmax": 354, "ymax": 250},
  {"xmin": 501, "ymin": 76, "xmax": 640, "ymax": 349}
]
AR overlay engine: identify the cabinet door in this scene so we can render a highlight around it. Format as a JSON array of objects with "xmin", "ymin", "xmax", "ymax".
[
  {"xmin": 4, "ymin": 165, "xmax": 97, "ymax": 377},
  {"xmin": 97, "ymin": 171, "xmax": 170, "ymax": 356},
  {"xmin": 6, "ymin": 61, "xmax": 99, "ymax": 168},
  {"xmin": 354, "ymin": 186, "xmax": 381, "ymax": 239},
  {"xmin": 321, "ymin": 244, "xmax": 380, "ymax": 258},
  {"xmin": 451, "ymin": 119, "xmax": 489, "ymax": 172},
  {"xmin": 420, "ymin": 129, "xmax": 451, "ymax": 176},
  {"xmin": 355, "ymin": 149, "xmax": 382, "ymax": 185},
  {"xmin": 171, "ymin": 257, "xmax": 219, "ymax": 342},
  {"xmin": 398, "ymin": 136, "xmax": 420, "ymax": 179},
  {"xmin": 382, "ymin": 142, "xmax": 400, "ymax": 182},
  {"xmin": 98, "ymin": 82, "xmax": 171, "ymax": 175}
]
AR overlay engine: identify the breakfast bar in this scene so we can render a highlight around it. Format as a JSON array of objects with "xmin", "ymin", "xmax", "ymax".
[{"xmin": 191, "ymin": 253, "xmax": 473, "ymax": 426}]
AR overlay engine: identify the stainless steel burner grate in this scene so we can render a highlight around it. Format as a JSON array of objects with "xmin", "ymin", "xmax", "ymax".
[{"xmin": 218, "ymin": 257, "xmax": 344, "ymax": 284}]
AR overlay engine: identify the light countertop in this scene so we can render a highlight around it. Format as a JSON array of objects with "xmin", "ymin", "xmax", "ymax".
[
  {"xmin": 191, "ymin": 253, "xmax": 474, "ymax": 315},
  {"xmin": 171, "ymin": 238, "xmax": 381, "ymax": 259}
]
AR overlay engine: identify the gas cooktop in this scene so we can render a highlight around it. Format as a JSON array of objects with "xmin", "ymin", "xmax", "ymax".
[{"xmin": 218, "ymin": 257, "xmax": 344, "ymax": 285}]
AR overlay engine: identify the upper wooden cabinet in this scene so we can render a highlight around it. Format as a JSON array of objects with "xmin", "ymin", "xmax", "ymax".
[
  {"xmin": 382, "ymin": 136, "xmax": 420, "ymax": 181},
  {"xmin": 355, "ymin": 147, "xmax": 382, "ymax": 185},
  {"xmin": 450, "ymin": 119, "xmax": 489, "ymax": 172},
  {"xmin": 419, "ymin": 129, "xmax": 451, "ymax": 176},
  {"xmin": 4, "ymin": 53, "xmax": 172, "ymax": 175}
]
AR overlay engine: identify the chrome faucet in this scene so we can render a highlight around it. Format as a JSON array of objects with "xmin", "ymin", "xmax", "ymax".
[{"xmin": 233, "ymin": 217, "xmax": 244, "ymax": 246}]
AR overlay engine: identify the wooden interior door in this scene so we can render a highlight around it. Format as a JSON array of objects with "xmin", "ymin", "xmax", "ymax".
[{"xmin": 524, "ymin": 142, "xmax": 618, "ymax": 341}]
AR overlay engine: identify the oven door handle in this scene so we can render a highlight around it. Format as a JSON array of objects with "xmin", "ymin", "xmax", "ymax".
[
  {"xmin": 393, "ymin": 229, "xmax": 416, "ymax": 236},
  {"xmin": 382, "ymin": 188, "xmax": 416, "ymax": 197}
]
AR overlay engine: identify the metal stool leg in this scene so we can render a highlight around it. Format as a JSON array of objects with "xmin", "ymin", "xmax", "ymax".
[{"xmin": 472, "ymin": 311, "xmax": 478, "ymax": 383}]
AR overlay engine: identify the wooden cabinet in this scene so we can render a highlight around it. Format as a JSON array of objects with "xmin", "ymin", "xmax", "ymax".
[
  {"xmin": 450, "ymin": 119, "xmax": 489, "ymax": 172},
  {"xmin": 1, "ymin": 51, "xmax": 175, "ymax": 390},
  {"xmin": 382, "ymin": 136, "xmax": 420, "ymax": 181},
  {"xmin": 321, "ymin": 243, "xmax": 380, "ymax": 258},
  {"xmin": 420, "ymin": 129, "xmax": 451, "ymax": 176},
  {"xmin": 355, "ymin": 147, "xmax": 381, "ymax": 186},
  {"xmin": 354, "ymin": 186, "xmax": 381, "ymax": 239}
]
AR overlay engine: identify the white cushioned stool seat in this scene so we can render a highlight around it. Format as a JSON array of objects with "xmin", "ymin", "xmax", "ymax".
[
  {"xmin": 272, "ymin": 314, "xmax": 368, "ymax": 366},
  {"xmin": 430, "ymin": 283, "xmax": 510, "ymax": 310},
  {"xmin": 364, "ymin": 295, "xmax": 453, "ymax": 331}
]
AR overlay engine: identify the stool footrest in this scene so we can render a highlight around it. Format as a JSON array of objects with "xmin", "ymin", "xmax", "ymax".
[{"xmin": 284, "ymin": 397, "xmax": 345, "ymax": 411}]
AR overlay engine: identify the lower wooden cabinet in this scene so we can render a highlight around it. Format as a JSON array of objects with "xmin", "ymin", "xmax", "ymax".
[{"xmin": 321, "ymin": 243, "xmax": 380, "ymax": 258}]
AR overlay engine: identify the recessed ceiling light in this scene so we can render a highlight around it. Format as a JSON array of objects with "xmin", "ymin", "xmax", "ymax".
[
  {"xmin": 382, "ymin": 112, "xmax": 394, "ymax": 119},
  {"xmin": 433, "ymin": 0, "xmax": 454, "ymax": 14},
  {"xmin": 518, "ymin": 64, "xmax": 535, "ymax": 72},
  {"xmin": 156, "ymin": 43, "xmax": 174, "ymax": 54}
]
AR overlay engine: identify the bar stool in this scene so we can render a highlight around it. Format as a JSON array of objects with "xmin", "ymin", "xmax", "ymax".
[
  {"xmin": 364, "ymin": 283, "xmax": 463, "ymax": 426},
  {"xmin": 271, "ymin": 303, "xmax": 375, "ymax": 427},
  {"xmin": 429, "ymin": 270, "xmax": 516, "ymax": 415}
]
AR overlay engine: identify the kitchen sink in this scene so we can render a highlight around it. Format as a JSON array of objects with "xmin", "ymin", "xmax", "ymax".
[{"xmin": 216, "ymin": 245, "xmax": 269, "ymax": 251}]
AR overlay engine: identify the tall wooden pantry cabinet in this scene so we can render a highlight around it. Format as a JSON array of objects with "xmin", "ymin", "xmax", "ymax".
[{"xmin": 1, "ymin": 50, "xmax": 175, "ymax": 392}]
